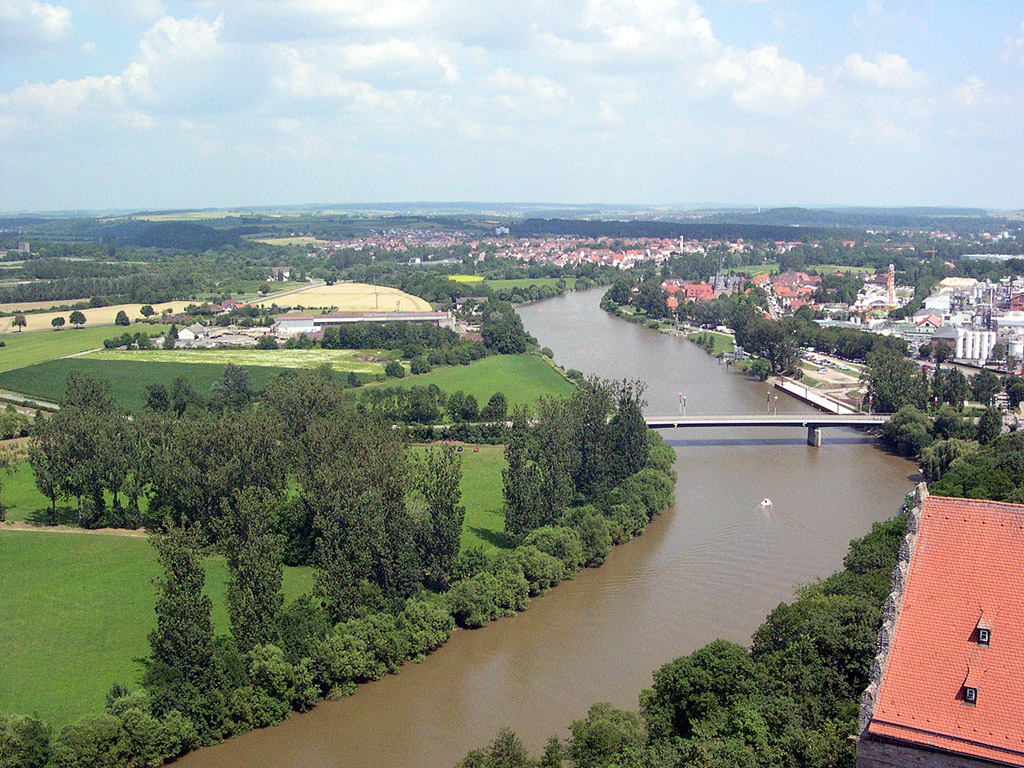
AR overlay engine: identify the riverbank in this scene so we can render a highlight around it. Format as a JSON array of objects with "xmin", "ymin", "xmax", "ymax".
[{"xmin": 167, "ymin": 289, "xmax": 917, "ymax": 768}]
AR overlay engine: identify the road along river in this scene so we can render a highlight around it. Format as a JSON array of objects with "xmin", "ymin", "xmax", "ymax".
[{"xmin": 178, "ymin": 289, "xmax": 917, "ymax": 768}]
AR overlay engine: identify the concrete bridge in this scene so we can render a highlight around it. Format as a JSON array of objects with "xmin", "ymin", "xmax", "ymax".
[{"xmin": 643, "ymin": 413, "xmax": 891, "ymax": 447}]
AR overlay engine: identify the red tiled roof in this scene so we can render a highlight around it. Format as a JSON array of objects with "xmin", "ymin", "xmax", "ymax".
[{"xmin": 867, "ymin": 495, "xmax": 1024, "ymax": 765}]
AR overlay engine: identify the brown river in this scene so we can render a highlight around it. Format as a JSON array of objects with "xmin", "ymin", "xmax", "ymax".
[{"xmin": 178, "ymin": 289, "xmax": 918, "ymax": 768}]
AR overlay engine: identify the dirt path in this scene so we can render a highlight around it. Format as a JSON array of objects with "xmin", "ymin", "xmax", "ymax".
[{"xmin": 0, "ymin": 520, "xmax": 148, "ymax": 537}]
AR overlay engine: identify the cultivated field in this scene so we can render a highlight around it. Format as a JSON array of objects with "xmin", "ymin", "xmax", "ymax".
[
  {"xmin": 448, "ymin": 274, "xmax": 484, "ymax": 283},
  {"xmin": 370, "ymin": 354, "xmax": 575, "ymax": 408},
  {"xmin": 0, "ymin": 324, "xmax": 171, "ymax": 373},
  {"xmin": 0, "ymin": 299, "xmax": 100, "ymax": 314},
  {"xmin": 0, "ymin": 302, "xmax": 193, "ymax": 333},
  {"xmin": 88, "ymin": 347, "xmax": 392, "ymax": 373},
  {"xmin": 0, "ymin": 530, "xmax": 313, "ymax": 727},
  {"xmin": 258, "ymin": 282, "xmax": 432, "ymax": 312}
]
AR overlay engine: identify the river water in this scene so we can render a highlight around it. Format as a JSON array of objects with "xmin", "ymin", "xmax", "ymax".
[{"xmin": 179, "ymin": 289, "xmax": 917, "ymax": 768}]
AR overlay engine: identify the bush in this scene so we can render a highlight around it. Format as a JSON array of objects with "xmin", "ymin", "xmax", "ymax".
[
  {"xmin": 255, "ymin": 335, "xmax": 278, "ymax": 350},
  {"xmin": 384, "ymin": 361, "xmax": 405, "ymax": 378},
  {"xmin": 410, "ymin": 356, "xmax": 430, "ymax": 374},
  {"xmin": 401, "ymin": 599, "xmax": 455, "ymax": 660},
  {"xmin": 509, "ymin": 545, "xmax": 565, "ymax": 595},
  {"xmin": 523, "ymin": 526, "xmax": 584, "ymax": 574},
  {"xmin": 0, "ymin": 713, "xmax": 51, "ymax": 768},
  {"xmin": 50, "ymin": 714, "xmax": 129, "ymax": 768},
  {"xmin": 575, "ymin": 514, "xmax": 613, "ymax": 567}
]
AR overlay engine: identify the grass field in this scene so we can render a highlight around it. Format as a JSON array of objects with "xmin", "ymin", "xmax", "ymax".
[
  {"xmin": 0, "ymin": 358, "xmax": 292, "ymax": 412},
  {"xmin": 811, "ymin": 264, "xmax": 877, "ymax": 275},
  {"xmin": 687, "ymin": 330, "xmax": 735, "ymax": 356},
  {"xmin": 370, "ymin": 354, "xmax": 575, "ymax": 408},
  {"xmin": 0, "ymin": 302, "xmax": 193, "ymax": 333},
  {"xmin": 0, "ymin": 324, "xmax": 170, "ymax": 373},
  {"xmin": 3, "ymin": 461, "xmax": 51, "ymax": 521},
  {"xmin": 731, "ymin": 264, "xmax": 779, "ymax": 276},
  {"xmin": 255, "ymin": 282, "xmax": 432, "ymax": 312},
  {"xmin": 410, "ymin": 444, "xmax": 509, "ymax": 553},
  {"xmin": 0, "ymin": 530, "xmax": 313, "ymax": 727},
  {"xmin": 486, "ymin": 278, "xmax": 577, "ymax": 290},
  {"xmin": 87, "ymin": 347, "xmax": 391, "ymax": 374}
]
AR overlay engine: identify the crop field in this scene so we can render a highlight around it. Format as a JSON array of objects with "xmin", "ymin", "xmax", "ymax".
[
  {"xmin": 88, "ymin": 347, "xmax": 391, "ymax": 373},
  {"xmin": 0, "ymin": 358, "xmax": 292, "ymax": 412},
  {"xmin": 0, "ymin": 324, "xmax": 171, "ymax": 373},
  {"xmin": 371, "ymin": 354, "xmax": 575, "ymax": 408},
  {"xmin": 486, "ymin": 277, "xmax": 577, "ymax": 290},
  {"xmin": 255, "ymin": 282, "xmax": 432, "ymax": 312},
  {"xmin": 448, "ymin": 274, "xmax": 484, "ymax": 283},
  {"xmin": 0, "ymin": 302, "xmax": 193, "ymax": 333},
  {"xmin": 0, "ymin": 299, "xmax": 100, "ymax": 314},
  {"xmin": 0, "ymin": 529, "xmax": 313, "ymax": 727}
]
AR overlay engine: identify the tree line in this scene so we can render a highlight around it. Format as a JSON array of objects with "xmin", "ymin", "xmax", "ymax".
[
  {"xmin": 3, "ymin": 370, "xmax": 677, "ymax": 768},
  {"xmin": 453, "ymin": 511, "xmax": 909, "ymax": 768}
]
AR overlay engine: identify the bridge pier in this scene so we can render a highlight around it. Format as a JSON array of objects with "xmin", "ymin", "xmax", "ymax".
[{"xmin": 807, "ymin": 426, "xmax": 822, "ymax": 447}]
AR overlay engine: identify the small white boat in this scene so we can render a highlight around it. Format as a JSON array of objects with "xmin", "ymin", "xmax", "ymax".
[{"xmin": 760, "ymin": 498, "xmax": 773, "ymax": 508}]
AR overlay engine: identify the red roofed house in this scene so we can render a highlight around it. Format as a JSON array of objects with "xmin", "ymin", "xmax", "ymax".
[
  {"xmin": 683, "ymin": 283, "xmax": 715, "ymax": 302},
  {"xmin": 856, "ymin": 487, "xmax": 1024, "ymax": 767}
]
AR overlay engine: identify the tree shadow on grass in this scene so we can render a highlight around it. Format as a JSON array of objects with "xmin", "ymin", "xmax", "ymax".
[
  {"xmin": 467, "ymin": 525, "xmax": 515, "ymax": 550},
  {"xmin": 24, "ymin": 505, "xmax": 77, "ymax": 526}
]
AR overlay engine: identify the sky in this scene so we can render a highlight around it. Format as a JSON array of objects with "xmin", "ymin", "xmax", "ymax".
[{"xmin": 1, "ymin": 0, "xmax": 1022, "ymax": 212}]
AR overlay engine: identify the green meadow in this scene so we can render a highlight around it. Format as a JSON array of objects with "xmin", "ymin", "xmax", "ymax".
[
  {"xmin": 485, "ymin": 277, "xmax": 577, "ymax": 290},
  {"xmin": 0, "ymin": 440, "xmax": 506, "ymax": 728},
  {"xmin": 372, "ymin": 354, "xmax": 574, "ymax": 408},
  {"xmin": 0, "ymin": 530, "xmax": 313, "ymax": 727}
]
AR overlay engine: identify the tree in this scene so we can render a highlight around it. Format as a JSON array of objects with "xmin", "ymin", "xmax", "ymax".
[
  {"xmin": 140, "ymin": 305, "xmax": 155, "ymax": 318},
  {"xmin": 384, "ymin": 360, "xmax": 405, "ymax": 378},
  {"xmin": 977, "ymin": 406, "xmax": 1003, "ymax": 445},
  {"xmin": 145, "ymin": 383, "xmax": 171, "ymax": 413},
  {"xmin": 481, "ymin": 391, "xmax": 508, "ymax": 421},
  {"xmin": 863, "ymin": 347, "xmax": 926, "ymax": 413},
  {"xmin": 143, "ymin": 526, "xmax": 215, "ymax": 715},
  {"xmin": 569, "ymin": 703, "xmax": 645, "ymax": 768},
  {"xmin": 51, "ymin": 316, "xmax": 65, "ymax": 330},
  {"xmin": 412, "ymin": 446, "xmax": 465, "ymax": 590},
  {"xmin": 163, "ymin": 324, "xmax": 178, "ymax": 350},
  {"xmin": 1006, "ymin": 377, "xmax": 1024, "ymax": 411},
  {"xmin": 943, "ymin": 367, "xmax": 969, "ymax": 411},
  {"xmin": 256, "ymin": 334, "xmax": 278, "ymax": 350},
  {"xmin": 971, "ymin": 369, "xmax": 1001, "ymax": 406},
  {"xmin": 12, "ymin": 314, "xmax": 26, "ymax": 332},
  {"xmin": 114, "ymin": 310, "xmax": 130, "ymax": 327},
  {"xmin": 69, "ymin": 310, "xmax": 86, "ymax": 328},
  {"xmin": 217, "ymin": 488, "xmax": 285, "ymax": 651}
]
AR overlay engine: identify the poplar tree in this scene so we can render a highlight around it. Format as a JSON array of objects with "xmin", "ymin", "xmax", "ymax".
[
  {"xmin": 144, "ymin": 526, "xmax": 214, "ymax": 716},
  {"xmin": 218, "ymin": 488, "xmax": 285, "ymax": 651}
]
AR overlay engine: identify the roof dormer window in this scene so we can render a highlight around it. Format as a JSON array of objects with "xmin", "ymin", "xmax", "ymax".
[
  {"xmin": 964, "ymin": 686, "xmax": 978, "ymax": 705},
  {"xmin": 978, "ymin": 628, "xmax": 990, "ymax": 646}
]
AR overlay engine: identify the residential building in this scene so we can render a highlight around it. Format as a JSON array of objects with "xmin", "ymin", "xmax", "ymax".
[{"xmin": 856, "ymin": 487, "xmax": 1024, "ymax": 768}]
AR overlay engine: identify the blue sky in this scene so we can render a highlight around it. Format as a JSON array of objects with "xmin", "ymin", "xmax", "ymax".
[{"xmin": 1, "ymin": 0, "xmax": 1022, "ymax": 212}]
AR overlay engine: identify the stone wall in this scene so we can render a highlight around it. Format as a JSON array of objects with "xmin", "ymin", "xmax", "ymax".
[
  {"xmin": 857, "ymin": 738, "xmax": 1004, "ymax": 768},
  {"xmin": 855, "ymin": 483, "xmax": 926, "ymax": 764}
]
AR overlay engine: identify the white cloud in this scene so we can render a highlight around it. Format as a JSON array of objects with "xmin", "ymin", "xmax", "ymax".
[
  {"xmin": 122, "ymin": 15, "xmax": 267, "ymax": 114},
  {"xmin": 0, "ymin": 0, "xmax": 71, "ymax": 51},
  {"xmin": 841, "ymin": 52, "xmax": 927, "ymax": 89},
  {"xmin": 708, "ymin": 45, "xmax": 824, "ymax": 113},
  {"xmin": 952, "ymin": 75, "xmax": 985, "ymax": 108}
]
